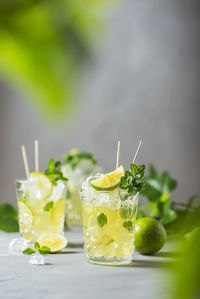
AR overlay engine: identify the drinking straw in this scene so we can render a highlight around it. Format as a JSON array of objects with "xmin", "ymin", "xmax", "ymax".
[
  {"xmin": 21, "ymin": 145, "xmax": 30, "ymax": 179},
  {"xmin": 35, "ymin": 139, "xmax": 39, "ymax": 172},
  {"xmin": 132, "ymin": 139, "xmax": 142, "ymax": 164},
  {"xmin": 116, "ymin": 140, "xmax": 120, "ymax": 169}
]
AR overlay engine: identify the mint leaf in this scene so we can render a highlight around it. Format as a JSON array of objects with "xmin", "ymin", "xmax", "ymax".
[
  {"xmin": 34, "ymin": 242, "xmax": 40, "ymax": 251},
  {"xmin": 39, "ymin": 246, "xmax": 51, "ymax": 254},
  {"xmin": 45, "ymin": 159, "xmax": 68, "ymax": 186},
  {"xmin": 48, "ymin": 158, "xmax": 54, "ymax": 170},
  {"xmin": 23, "ymin": 248, "xmax": 36, "ymax": 255},
  {"xmin": 97, "ymin": 213, "xmax": 107, "ymax": 227},
  {"xmin": 44, "ymin": 201, "xmax": 54, "ymax": 211},
  {"xmin": 62, "ymin": 151, "xmax": 96, "ymax": 169},
  {"xmin": 120, "ymin": 207, "xmax": 134, "ymax": 219},
  {"xmin": 131, "ymin": 164, "xmax": 138, "ymax": 175},
  {"xmin": 123, "ymin": 221, "xmax": 133, "ymax": 232}
]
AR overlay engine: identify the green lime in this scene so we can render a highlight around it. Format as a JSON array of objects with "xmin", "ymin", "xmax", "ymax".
[{"xmin": 134, "ymin": 217, "xmax": 166, "ymax": 255}]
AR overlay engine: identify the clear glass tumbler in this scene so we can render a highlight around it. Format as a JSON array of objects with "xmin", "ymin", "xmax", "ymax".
[
  {"xmin": 16, "ymin": 179, "xmax": 66, "ymax": 242},
  {"xmin": 81, "ymin": 176, "xmax": 138, "ymax": 265}
]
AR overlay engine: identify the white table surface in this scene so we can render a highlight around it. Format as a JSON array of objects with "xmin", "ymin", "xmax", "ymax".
[{"xmin": 0, "ymin": 231, "xmax": 173, "ymax": 299}]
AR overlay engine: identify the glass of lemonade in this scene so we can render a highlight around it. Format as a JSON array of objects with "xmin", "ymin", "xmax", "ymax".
[
  {"xmin": 16, "ymin": 173, "xmax": 66, "ymax": 243},
  {"xmin": 61, "ymin": 150, "xmax": 102, "ymax": 231},
  {"xmin": 81, "ymin": 171, "xmax": 139, "ymax": 265}
]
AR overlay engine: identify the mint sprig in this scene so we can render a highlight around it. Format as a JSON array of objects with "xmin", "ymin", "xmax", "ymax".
[
  {"xmin": 119, "ymin": 163, "xmax": 145, "ymax": 196},
  {"xmin": 23, "ymin": 242, "xmax": 51, "ymax": 255},
  {"xmin": 62, "ymin": 151, "xmax": 96, "ymax": 170},
  {"xmin": 45, "ymin": 158, "xmax": 68, "ymax": 186}
]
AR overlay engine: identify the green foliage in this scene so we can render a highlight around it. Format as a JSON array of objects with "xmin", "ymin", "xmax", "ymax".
[
  {"xmin": 97, "ymin": 213, "xmax": 107, "ymax": 227},
  {"xmin": 0, "ymin": 0, "xmax": 117, "ymax": 124},
  {"xmin": 171, "ymin": 210, "xmax": 200, "ymax": 299},
  {"xmin": 45, "ymin": 158, "xmax": 68, "ymax": 185},
  {"xmin": 119, "ymin": 163, "xmax": 145, "ymax": 196},
  {"xmin": 140, "ymin": 164, "xmax": 178, "ymax": 225},
  {"xmin": 43, "ymin": 201, "xmax": 54, "ymax": 211},
  {"xmin": 123, "ymin": 220, "xmax": 133, "ymax": 232},
  {"xmin": 0, "ymin": 203, "xmax": 19, "ymax": 232},
  {"xmin": 62, "ymin": 151, "xmax": 96, "ymax": 169},
  {"xmin": 23, "ymin": 242, "xmax": 50, "ymax": 255}
]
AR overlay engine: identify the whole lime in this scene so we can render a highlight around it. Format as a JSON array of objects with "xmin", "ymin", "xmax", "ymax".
[{"xmin": 134, "ymin": 217, "xmax": 166, "ymax": 255}]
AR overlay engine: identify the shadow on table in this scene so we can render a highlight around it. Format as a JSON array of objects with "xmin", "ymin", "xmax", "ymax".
[
  {"xmin": 56, "ymin": 250, "xmax": 82, "ymax": 255},
  {"xmin": 129, "ymin": 259, "xmax": 173, "ymax": 268},
  {"xmin": 154, "ymin": 251, "xmax": 179, "ymax": 258},
  {"xmin": 67, "ymin": 242, "xmax": 84, "ymax": 248}
]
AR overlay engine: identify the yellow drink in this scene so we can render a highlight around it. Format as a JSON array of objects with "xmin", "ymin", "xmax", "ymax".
[
  {"xmin": 16, "ymin": 179, "xmax": 66, "ymax": 242},
  {"xmin": 81, "ymin": 177, "xmax": 138, "ymax": 265}
]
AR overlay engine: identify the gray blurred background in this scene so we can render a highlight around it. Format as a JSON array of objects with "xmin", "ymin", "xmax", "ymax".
[{"xmin": 0, "ymin": 0, "xmax": 199, "ymax": 206}]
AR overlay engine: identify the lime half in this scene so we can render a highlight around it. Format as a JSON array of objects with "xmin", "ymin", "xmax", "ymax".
[
  {"xmin": 30, "ymin": 172, "xmax": 53, "ymax": 198},
  {"xmin": 38, "ymin": 234, "xmax": 68, "ymax": 253},
  {"xmin": 90, "ymin": 165, "xmax": 124, "ymax": 191}
]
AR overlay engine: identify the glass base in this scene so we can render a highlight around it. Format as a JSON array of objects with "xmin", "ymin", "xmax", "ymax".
[{"xmin": 87, "ymin": 256, "xmax": 133, "ymax": 265}]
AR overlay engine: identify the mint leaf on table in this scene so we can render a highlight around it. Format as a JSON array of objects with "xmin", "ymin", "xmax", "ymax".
[
  {"xmin": 97, "ymin": 213, "xmax": 107, "ymax": 227},
  {"xmin": 23, "ymin": 248, "xmax": 36, "ymax": 255},
  {"xmin": 123, "ymin": 221, "xmax": 133, "ymax": 232},
  {"xmin": 62, "ymin": 151, "xmax": 97, "ymax": 170},
  {"xmin": 43, "ymin": 201, "xmax": 54, "ymax": 211},
  {"xmin": 45, "ymin": 158, "xmax": 68, "ymax": 186},
  {"xmin": 39, "ymin": 246, "xmax": 51, "ymax": 254},
  {"xmin": 23, "ymin": 243, "xmax": 50, "ymax": 255},
  {"xmin": 0, "ymin": 203, "xmax": 19, "ymax": 232},
  {"xmin": 34, "ymin": 242, "xmax": 40, "ymax": 251}
]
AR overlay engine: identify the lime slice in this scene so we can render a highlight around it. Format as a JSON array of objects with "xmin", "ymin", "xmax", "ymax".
[
  {"xmin": 90, "ymin": 165, "xmax": 124, "ymax": 190},
  {"xmin": 38, "ymin": 234, "xmax": 68, "ymax": 253},
  {"xmin": 30, "ymin": 172, "xmax": 53, "ymax": 198},
  {"xmin": 18, "ymin": 201, "xmax": 33, "ymax": 231}
]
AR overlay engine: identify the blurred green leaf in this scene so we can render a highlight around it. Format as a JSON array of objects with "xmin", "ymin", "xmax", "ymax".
[
  {"xmin": 0, "ymin": 203, "xmax": 19, "ymax": 232},
  {"xmin": 0, "ymin": 0, "xmax": 118, "ymax": 124}
]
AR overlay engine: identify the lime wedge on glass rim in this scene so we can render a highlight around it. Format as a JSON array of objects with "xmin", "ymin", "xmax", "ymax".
[
  {"xmin": 30, "ymin": 172, "xmax": 53, "ymax": 198},
  {"xmin": 90, "ymin": 165, "xmax": 125, "ymax": 191}
]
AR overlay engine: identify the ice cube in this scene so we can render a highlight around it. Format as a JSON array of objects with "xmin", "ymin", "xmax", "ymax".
[
  {"xmin": 49, "ymin": 180, "xmax": 66, "ymax": 201},
  {"xmin": 29, "ymin": 177, "xmax": 42, "ymax": 199},
  {"xmin": 8, "ymin": 238, "xmax": 28, "ymax": 252},
  {"xmin": 29, "ymin": 253, "xmax": 45, "ymax": 265},
  {"xmin": 81, "ymin": 173, "xmax": 103, "ymax": 191}
]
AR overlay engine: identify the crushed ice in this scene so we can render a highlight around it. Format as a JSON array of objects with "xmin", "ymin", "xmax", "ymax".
[
  {"xmin": 9, "ymin": 238, "xmax": 28, "ymax": 252},
  {"xmin": 29, "ymin": 253, "xmax": 45, "ymax": 265}
]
